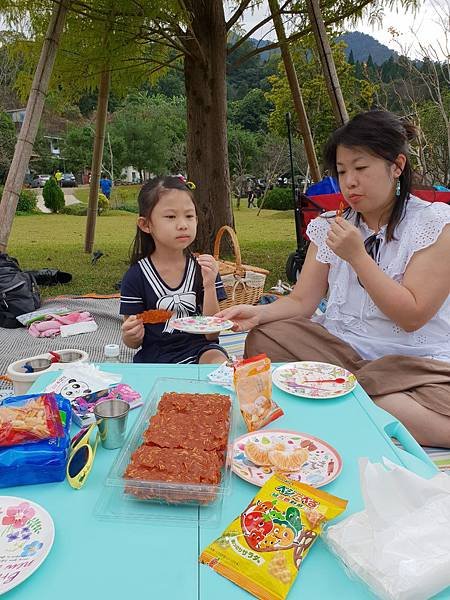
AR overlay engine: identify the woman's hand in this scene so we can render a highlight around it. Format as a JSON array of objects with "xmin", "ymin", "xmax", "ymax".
[
  {"xmin": 216, "ymin": 304, "xmax": 261, "ymax": 332},
  {"xmin": 326, "ymin": 216, "xmax": 366, "ymax": 264},
  {"xmin": 121, "ymin": 315, "xmax": 144, "ymax": 349},
  {"xmin": 196, "ymin": 254, "xmax": 219, "ymax": 289}
]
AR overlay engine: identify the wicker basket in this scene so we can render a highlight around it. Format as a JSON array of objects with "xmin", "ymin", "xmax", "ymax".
[{"xmin": 213, "ymin": 225, "xmax": 269, "ymax": 309}]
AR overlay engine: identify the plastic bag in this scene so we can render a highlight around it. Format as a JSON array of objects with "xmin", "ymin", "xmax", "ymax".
[
  {"xmin": 0, "ymin": 394, "xmax": 72, "ymax": 487},
  {"xmin": 325, "ymin": 458, "xmax": 450, "ymax": 600},
  {"xmin": 0, "ymin": 393, "xmax": 64, "ymax": 447},
  {"xmin": 200, "ymin": 473, "xmax": 347, "ymax": 600},
  {"xmin": 234, "ymin": 354, "xmax": 283, "ymax": 431}
]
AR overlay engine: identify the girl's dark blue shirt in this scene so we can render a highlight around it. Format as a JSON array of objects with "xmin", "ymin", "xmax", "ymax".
[{"xmin": 120, "ymin": 255, "xmax": 227, "ymax": 363}]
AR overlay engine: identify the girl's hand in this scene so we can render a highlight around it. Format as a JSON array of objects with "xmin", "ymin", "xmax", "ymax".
[
  {"xmin": 121, "ymin": 315, "xmax": 144, "ymax": 348},
  {"xmin": 326, "ymin": 216, "xmax": 366, "ymax": 264},
  {"xmin": 196, "ymin": 254, "xmax": 219, "ymax": 288},
  {"xmin": 215, "ymin": 304, "xmax": 261, "ymax": 332}
]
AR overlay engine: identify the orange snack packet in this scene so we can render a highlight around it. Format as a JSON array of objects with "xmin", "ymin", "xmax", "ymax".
[
  {"xmin": 234, "ymin": 354, "xmax": 283, "ymax": 431},
  {"xmin": 200, "ymin": 474, "xmax": 347, "ymax": 600},
  {"xmin": 136, "ymin": 309, "xmax": 173, "ymax": 324}
]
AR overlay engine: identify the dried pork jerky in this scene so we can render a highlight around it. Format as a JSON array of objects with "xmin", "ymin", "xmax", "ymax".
[{"xmin": 136, "ymin": 309, "xmax": 173, "ymax": 324}]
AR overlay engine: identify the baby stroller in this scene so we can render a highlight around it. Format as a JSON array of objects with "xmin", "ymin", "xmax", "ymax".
[{"xmin": 285, "ymin": 186, "xmax": 450, "ymax": 283}]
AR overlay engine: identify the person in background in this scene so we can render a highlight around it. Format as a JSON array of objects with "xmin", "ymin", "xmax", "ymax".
[
  {"xmin": 120, "ymin": 176, "xmax": 228, "ymax": 364},
  {"xmin": 218, "ymin": 110, "xmax": 450, "ymax": 448},
  {"xmin": 54, "ymin": 169, "xmax": 63, "ymax": 187},
  {"xmin": 100, "ymin": 173, "xmax": 112, "ymax": 199}
]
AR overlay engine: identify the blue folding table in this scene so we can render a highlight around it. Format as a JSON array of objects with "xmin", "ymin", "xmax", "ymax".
[{"xmin": 1, "ymin": 363, "xmax": 448, "ymax": 600}]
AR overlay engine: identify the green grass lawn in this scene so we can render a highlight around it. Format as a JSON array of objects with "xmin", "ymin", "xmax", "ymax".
[
  {"xmin": 74, "ymin": 185, "xmax": 141, "ymax": 210},
  {"xmin": 8, "ymin": 206, "xmax": 297, "ymax": 299}
]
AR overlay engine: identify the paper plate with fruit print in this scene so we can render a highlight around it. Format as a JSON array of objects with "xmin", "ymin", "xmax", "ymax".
[
  {"xmin": 232, "ymin": 429, "xmax": 342, "ymax": 488},
  {"xmin": 272, "ymin": 361, "xmax": 357, "ymax": 399},
  {"xmin": 170, "ymin": 315, "xmax": 234, "ymax": 334}
]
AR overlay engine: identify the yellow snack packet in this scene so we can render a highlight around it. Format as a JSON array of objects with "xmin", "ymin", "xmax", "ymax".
[
  {"xmin": 200, "ymin": 474, "xmax": 347, "ymax": 600},
  {"xmin": 234, "ymin": 354, "xmax": 284, "ymax": 431}
]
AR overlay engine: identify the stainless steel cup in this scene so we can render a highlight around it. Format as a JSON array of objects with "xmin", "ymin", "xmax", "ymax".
[{"xmin": 94, "ymin": 399, "xmax": 130, "ymax": 450}]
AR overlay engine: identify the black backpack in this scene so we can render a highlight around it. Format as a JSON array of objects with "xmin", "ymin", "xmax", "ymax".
[{"xmin": 0, "ymin": 254, "xmax": 41, "ymax": 328}]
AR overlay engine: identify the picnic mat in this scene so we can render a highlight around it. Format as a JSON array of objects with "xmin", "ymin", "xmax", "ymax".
[
  {"xmin": 0, "ymin": 301, "xmax": 448, "ymax": 473},
  {"xmin": 0, "ymin": 297, "xmax": 135, "ymax": 384}
]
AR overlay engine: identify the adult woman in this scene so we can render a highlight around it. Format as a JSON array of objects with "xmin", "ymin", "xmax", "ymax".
[{"xmin": 218, "ymin": 110, "xmax": 450, "ymax": 448}]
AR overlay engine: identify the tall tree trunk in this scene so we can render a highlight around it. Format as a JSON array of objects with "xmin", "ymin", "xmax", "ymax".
[
  {"xmin": 306, "ymin": 0, "xmax": 349, "ymax": 125},
  {"xmin": 268, "ymin": 0, "xmax": 321, "ymax": 183},
  {"xmin": 84, "ymin": 67, "xmax": 111, "ymax": 253},
  {"xmin": 0, "ymin": 0, "xmax": 70, "ymax": 252},
  {"xmin": 183, "ymin": 0, "xmax": 233, "ymax": 253}
]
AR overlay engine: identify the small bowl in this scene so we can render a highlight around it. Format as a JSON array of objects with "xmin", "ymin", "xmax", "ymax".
[
  {"xmin": 21, "ymin": 358, "xmax": 52, "ymax": 373},
  {"xmin": 58, "ymin": 350, "xmax": 84, "ymax": 363}
]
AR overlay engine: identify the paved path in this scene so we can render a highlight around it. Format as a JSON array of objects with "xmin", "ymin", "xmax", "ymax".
[{"xmin": 36, "ymin": 187, "xmax": 81, "ymax": 213}]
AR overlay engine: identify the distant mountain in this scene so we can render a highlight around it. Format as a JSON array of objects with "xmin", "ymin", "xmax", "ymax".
[{"xmin": 337, "ymin": 31, "xmax": 397, "ymax": 65}]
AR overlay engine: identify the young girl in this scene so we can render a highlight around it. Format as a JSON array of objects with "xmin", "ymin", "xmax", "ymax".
[
  {"xmin": 218, "ymin": 110, "xmax": 450, "ymax": 448},
  {"xmin": 120, "ymin": 176, "xmax": 228, "ymax": 364}
]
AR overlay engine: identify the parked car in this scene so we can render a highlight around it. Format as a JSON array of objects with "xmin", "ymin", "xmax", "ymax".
[
  {"xmin": 61, "ymin": 172, "xmax": 77, "ymax": 187},
  {"xmin": 31, "ymin": 174, "xmax": 51, "ymax": 188}
]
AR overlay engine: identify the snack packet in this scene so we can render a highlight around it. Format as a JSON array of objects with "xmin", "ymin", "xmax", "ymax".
[
  {"xmin": 200, "ymin": 474, "xmax": 347, "ymax": 600},
  {"xmin": 234, "ymin": 354, "xmax": 283, "ymax": 431},
  {"xmin": 0, "ymin": 393, "xmax": 65, "ymax": 447}
]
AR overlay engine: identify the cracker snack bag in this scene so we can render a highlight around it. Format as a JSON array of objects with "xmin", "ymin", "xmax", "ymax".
[
  {"xmin": 200, "ymin": 474, "xmax": 347, "ymax": 600},
  {"xmin": 234, "ymin": 354, "xmax": 283, "ymax": 431}
]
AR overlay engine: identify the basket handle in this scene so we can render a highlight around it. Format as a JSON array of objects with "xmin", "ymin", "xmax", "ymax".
[{"xmin": 213, "ymin": 226, "xmax": 242, "ymax": 269}]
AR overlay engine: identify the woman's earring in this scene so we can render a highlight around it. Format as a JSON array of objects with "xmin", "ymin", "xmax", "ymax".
[{"xmin": 395, "ymin": 179, "xmax": 401, "ymax": 197}]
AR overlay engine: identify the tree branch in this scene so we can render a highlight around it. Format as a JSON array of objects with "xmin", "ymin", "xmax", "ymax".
[
  {"xmin": 231, "ymin": 0, "xmax": 374, "ymax": 65},
  {"xmin": 226, "ymin": 0, "xmax": 253, "ymax": 31}
]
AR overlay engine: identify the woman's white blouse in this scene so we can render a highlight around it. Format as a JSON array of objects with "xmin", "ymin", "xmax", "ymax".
[{"xmin": 306, "ymin": 196, "xmax": 450, "ymax": 361}]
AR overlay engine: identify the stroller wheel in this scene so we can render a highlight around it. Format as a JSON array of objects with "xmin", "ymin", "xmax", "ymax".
[{"xmin": 285, "ymin": 245, "xmax": 308, "ymax": 283}]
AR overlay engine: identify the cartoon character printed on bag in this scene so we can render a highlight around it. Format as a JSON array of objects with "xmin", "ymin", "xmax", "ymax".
[
  {"xmin": 60, "ymin": 379, "xmax": 92, "ymax": 399},
  {"xmin": 241, "ymin": 501, "xmax": 303, "ymax": 552}
]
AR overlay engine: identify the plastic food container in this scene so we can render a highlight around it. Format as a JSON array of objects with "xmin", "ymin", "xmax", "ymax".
[{"xmin": 96, "ymin": 378, "xmax": 237, "ymax": 524}]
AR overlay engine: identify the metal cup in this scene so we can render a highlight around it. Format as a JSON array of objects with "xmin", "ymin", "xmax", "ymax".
[{"xmin": 94, "ymin": 399, "xmax": 130, "ymax": 450}]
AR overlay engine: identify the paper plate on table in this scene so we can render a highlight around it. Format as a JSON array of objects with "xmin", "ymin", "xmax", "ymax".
[
  {"xmin": 272, "ymin": 361, "xmax": 357, "ymax": 399},
  {"xmin": 232, "ymin": 429, "xmax": 342, "ymax": 488},
  {"xmin": 170, "ymin": 316, "xmax": 234, "ymax": 334},
  {"xmin": 0, "ymin": 496, "xmax": 54, "ymax": 594}
]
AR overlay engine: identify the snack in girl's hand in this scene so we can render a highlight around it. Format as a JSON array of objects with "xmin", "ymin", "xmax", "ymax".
[
  {"xmin": 234, "ymin": 354, "xmax": 283, "ymax": 431},
  {"xmin": 136, "ymin": 309, "xmax": 173, "ymax": 324},
  {"xmin": 200, "ymin": 474, "xmax": 347, "ymax": 600}
]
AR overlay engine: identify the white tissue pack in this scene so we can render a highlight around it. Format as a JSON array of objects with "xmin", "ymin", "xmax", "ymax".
[{"xmin": 325, "ymin": 458, "xmax": 450, "ymax": 600}]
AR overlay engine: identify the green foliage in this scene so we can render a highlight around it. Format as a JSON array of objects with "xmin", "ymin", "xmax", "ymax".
[
  {"xmin": 0, "ymin": 185, "xmax": 38, "ymax": 213},
  {"xmin": 266, "ymin": 39, "xmax": 377, "ymax": 157},
  {"xmin": 17, "ymin": 188, "xmax": 37, "ymax": 212},
  {"xmin": 43, "ymin": 177, "xmax": 64, "ymax": 213},
  {"xmin": 62, "ymin": 126, "xmax": 94, "ymax": 174},
  {"xmin": 109, "ymin": 93, "xmax": 187, "ymax": 176},
  {"xmin": 60, "ymin": 203, "xmax": 87, "ymax": 216},
  {"xmin": 228, "ymin": 125, "xmax": 261, "ymax": 179},
  {"xmin": 418, "ymin": 90, "xmax": 450, "ymax": 186},
  {"xmin": 98, "ymin": 193, "xmax": 109, "ymax": 213},
  {"xmin": 261, "ymin": 187, "xmax": 293, "ymax": 211},
  {"xmin": 228, "ymin": 89, "xmax": 272, "ymax": 133},
  {"xmin": 0, "ymin": 110, "xmax": 16, "ymax": 183}
]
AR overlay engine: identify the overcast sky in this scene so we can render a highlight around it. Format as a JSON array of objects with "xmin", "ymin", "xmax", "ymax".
[{"xmin": 234, "ymin": 0, "xmax": 448, "ymax": 60}]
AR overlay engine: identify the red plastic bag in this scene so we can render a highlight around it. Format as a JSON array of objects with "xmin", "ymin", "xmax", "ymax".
[{"xmin": 0, "ymin": 393, "xmax": 64, "ymax": 447}]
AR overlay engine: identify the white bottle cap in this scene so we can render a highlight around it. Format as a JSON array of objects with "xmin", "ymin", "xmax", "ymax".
[{"xmin": 104, "ymin": 344, "xmax": 120, "ymax": 358}]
